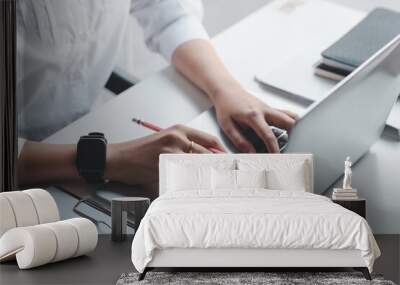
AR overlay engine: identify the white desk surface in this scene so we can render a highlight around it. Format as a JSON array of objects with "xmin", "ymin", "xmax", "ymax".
[{"xmin": 46, "ymin": 0, "xmax": 400, "ymax": 234}]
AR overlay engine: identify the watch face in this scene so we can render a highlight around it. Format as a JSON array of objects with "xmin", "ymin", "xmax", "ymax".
[{"xmin": 77, "ymin": 137, "xmax": 107, "ymax": 173}]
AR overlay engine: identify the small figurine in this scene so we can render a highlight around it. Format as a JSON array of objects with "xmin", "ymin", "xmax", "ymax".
[{"xmin": 342, "ymin": 156, "xmax": 352, "ymax": 190}]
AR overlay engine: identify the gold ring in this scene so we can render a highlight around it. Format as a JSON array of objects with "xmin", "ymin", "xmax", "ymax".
[{"xmin": 188, "ymin": 141, "xmax": 194, "ymax": 153}]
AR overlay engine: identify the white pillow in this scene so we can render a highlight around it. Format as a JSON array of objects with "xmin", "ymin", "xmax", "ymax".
[
  {"xmin": 238, "ymin": 159, "xmax": 309, "ymax": 192},
  {"xmin": 236, "ymin": 169, "xmax": 268, "ymax": 189},
  {"xmin": 212, "ymin": 169, "xmax": 268, "ymax": 190},
  {"xmin": 266, "ymin": 163, "xmax": 307, "ymax": 191},
  {"xmin": 167, "ymin": 163, "xmax": 211, "ymax": 191},
  {"xmin": 212, "ymin": 169, "xmax": 236, "ymax": 190}
]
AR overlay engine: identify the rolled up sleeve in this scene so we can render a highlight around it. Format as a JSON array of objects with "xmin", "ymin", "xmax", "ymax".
[{"xmin": 131, "ymin": 0, "xmax": 209, "ymax": 61}]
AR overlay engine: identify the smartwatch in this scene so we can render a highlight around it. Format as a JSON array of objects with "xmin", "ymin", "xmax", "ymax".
[{"xmin": 76, "ymin": 132, "xmax": 107, "ymax": 183}]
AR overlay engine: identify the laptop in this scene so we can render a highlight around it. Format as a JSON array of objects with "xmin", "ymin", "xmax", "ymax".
[{"xmin": 188, "ymin": 34, "xmax": 400, "ymax": 194}]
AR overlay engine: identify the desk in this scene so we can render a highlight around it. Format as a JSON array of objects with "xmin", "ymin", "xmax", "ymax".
[{"xmin": 45, "ymin": 0, "xmax": 400, "ymax": 234}]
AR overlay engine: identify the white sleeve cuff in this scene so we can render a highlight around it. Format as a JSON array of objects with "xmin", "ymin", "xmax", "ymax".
[
  {"xmin": 157, "ymin": 16, "xmax": 209, "ymax": 62},
  {"xmin": 18, "ymin": 138, "xmax": 26, "ymax": 158}
]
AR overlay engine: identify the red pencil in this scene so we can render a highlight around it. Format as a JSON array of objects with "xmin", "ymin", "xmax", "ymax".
[
  {"xmin": 132, "ymin": 118, "xmax": 162, "ymax": 132},
  {"xmin": 132, "ymin": 117, "xmax": 224, "ymax": 153}
]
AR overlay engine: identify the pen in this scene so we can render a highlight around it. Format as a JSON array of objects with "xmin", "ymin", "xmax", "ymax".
[{"xmin": 132, "ymin": 117, "xmax": 225, "ymax": 153}]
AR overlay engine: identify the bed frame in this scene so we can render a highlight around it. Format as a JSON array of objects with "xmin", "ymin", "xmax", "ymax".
[
  {"xmin": 138, "ymin": 154, "xmax": 371, "ymax": 281},
  {"xmin": 139, "ymin": 248, "xmax": 371, "ymax": 280}
]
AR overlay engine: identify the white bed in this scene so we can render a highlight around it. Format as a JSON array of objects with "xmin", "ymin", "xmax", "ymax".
[{"xmin": 131, "ymin": 154, "xmax": 380, "ymax": 280}]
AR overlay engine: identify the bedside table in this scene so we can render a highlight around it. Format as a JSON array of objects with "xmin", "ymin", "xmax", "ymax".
[{"xmin": 332, "ymin": 198, "xmax": 366, "ymax": 218}]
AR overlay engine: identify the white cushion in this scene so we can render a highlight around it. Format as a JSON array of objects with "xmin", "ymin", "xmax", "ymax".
[
  {"xmin": 0, "ymin": 190, "xmax": 60, "ymax": 238},
  {"xmin": 160, "ymin": 154, "xmax": 313, "ymax": 193},
  {"xmin": 42, "ymin": 221, "xmax": 79, "ymax": 262},
  {"xmin": 236, "ymin": 169, "xmax": 268, "ymax": 189},
  {"xmin": 212, "ymin": 169, "xmax": 268, "ymax": 190},
  {"xmin": 166, "ymin": 163, "xmax": 212, "ymax": 191},
  {"xmin": 23, "ymin": 189, "xmax": 60, "ymax": 224},
  {"xmin": 0, "ymin": 218, "xmax": 97, "ymax": 269},
  {"xmin": 0, "ymin": 226, "xmax": 57, "ymax": 269},
  {"xmin": 0, "ymin": 196, "xmax": 17, "ymax": 237},
  {"xmin": 212, "ymin": 169, "xmax": 236, "ymax": 190},
  {"xmin": 64, "ymin": 218, "xmax": 98, "ymax": 257},
  {"xmin": 266, "ymin": 163, "xmax": 307, "ymax": 191},
  {"xmin": 1, "ymin": 192, "xmax": 39, "ymax": 227},
  {"xmin": 160, "ymin": 155, "xmax": 237, "ymax": 195},
  {"xmin": 0, "ymin": 189, "xmax": 97, "ymax": 269},
  {"xmin": 238, "ymin": 159, "xmax": 309, "ymax": 192}
]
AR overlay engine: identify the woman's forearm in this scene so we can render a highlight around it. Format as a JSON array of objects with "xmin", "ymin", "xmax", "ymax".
[
  {"xmin": 17, "ymin": 141, "xmax": 80, "ymax": 186},
  {"xmin": 171, "ymin": 39, "xmax": 243, "ymax": 101},
  {"xmin": 17, "ymin": 125, "xmax": 225, "ymax": 187}
]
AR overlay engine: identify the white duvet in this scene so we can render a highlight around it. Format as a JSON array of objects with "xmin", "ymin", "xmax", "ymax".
[{"xmin": 131, "ymin": 190, "xmax": 380, "ymax": 273}]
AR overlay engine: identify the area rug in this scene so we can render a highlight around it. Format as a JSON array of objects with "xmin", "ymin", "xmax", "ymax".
[{"xmin": 116, "ymin": 272, "xmax": 396, "ymax": 285}]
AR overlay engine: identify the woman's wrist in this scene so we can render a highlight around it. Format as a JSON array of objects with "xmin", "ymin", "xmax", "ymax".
[
  {"xmin": 105, "ymin": 143, "xmax": 121, "ymax": 182},
  {"xmin": 207, "ymin": 77, "xmax": 245, "ymax": 103}
]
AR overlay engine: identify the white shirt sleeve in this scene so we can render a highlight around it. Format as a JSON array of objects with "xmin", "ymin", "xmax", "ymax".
[{"xmin": 131, "ymin": 0, "xmax": 209, "ymax": 62}]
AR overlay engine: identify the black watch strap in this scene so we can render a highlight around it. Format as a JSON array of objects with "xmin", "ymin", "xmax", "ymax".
[{"xmin": 76, "ymin": 132, "xmax": 107, "ymax": 183}]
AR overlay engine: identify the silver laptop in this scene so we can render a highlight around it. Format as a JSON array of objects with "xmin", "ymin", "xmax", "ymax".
[{"xmin": 188, "ymin": 35, "xmax": 400, "ymax": 194}]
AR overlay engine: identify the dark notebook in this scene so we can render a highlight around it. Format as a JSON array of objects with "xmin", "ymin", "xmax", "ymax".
[{"xmin": 322, "ymin": 8, "xmax": 400, "ymax": 70}]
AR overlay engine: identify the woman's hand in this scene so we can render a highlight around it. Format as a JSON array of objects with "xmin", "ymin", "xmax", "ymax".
[
  {"xmin": 212, "ymin": 83, "xmax": 298, "ymax": 153},
  {"xmin": 105, "ymin": 124, "xmax": 224, "ymax": 185},
  {"xmin": 171, "ymin": 39, "xmax": 298, "ymax": 153}
]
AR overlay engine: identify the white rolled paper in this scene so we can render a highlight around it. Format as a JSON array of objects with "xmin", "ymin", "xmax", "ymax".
[
  {"xmin": 0, "ymin": 196, "xmax": 17, "ymax": 237},
  {"xmin": 23, "ymin": 189, "xmax": 60, "ymax": 223},
  {"xmin": 1, "ymin": 192, "xmax": 39, "ymax": 227}
]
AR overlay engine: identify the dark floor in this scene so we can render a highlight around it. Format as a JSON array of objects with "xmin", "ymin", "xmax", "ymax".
[
  {"xmin": 0, "ymin": 235, "xmax": 398, "ymax": 285},
  {"xmin": 374, "ymin": 235, "xmax": 400, "ymax": 284}
]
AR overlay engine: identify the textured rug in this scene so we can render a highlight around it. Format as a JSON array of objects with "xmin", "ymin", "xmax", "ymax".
[{"xmin": 116, "ymin": 272, "xmax": 396, "ymax": 285}]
